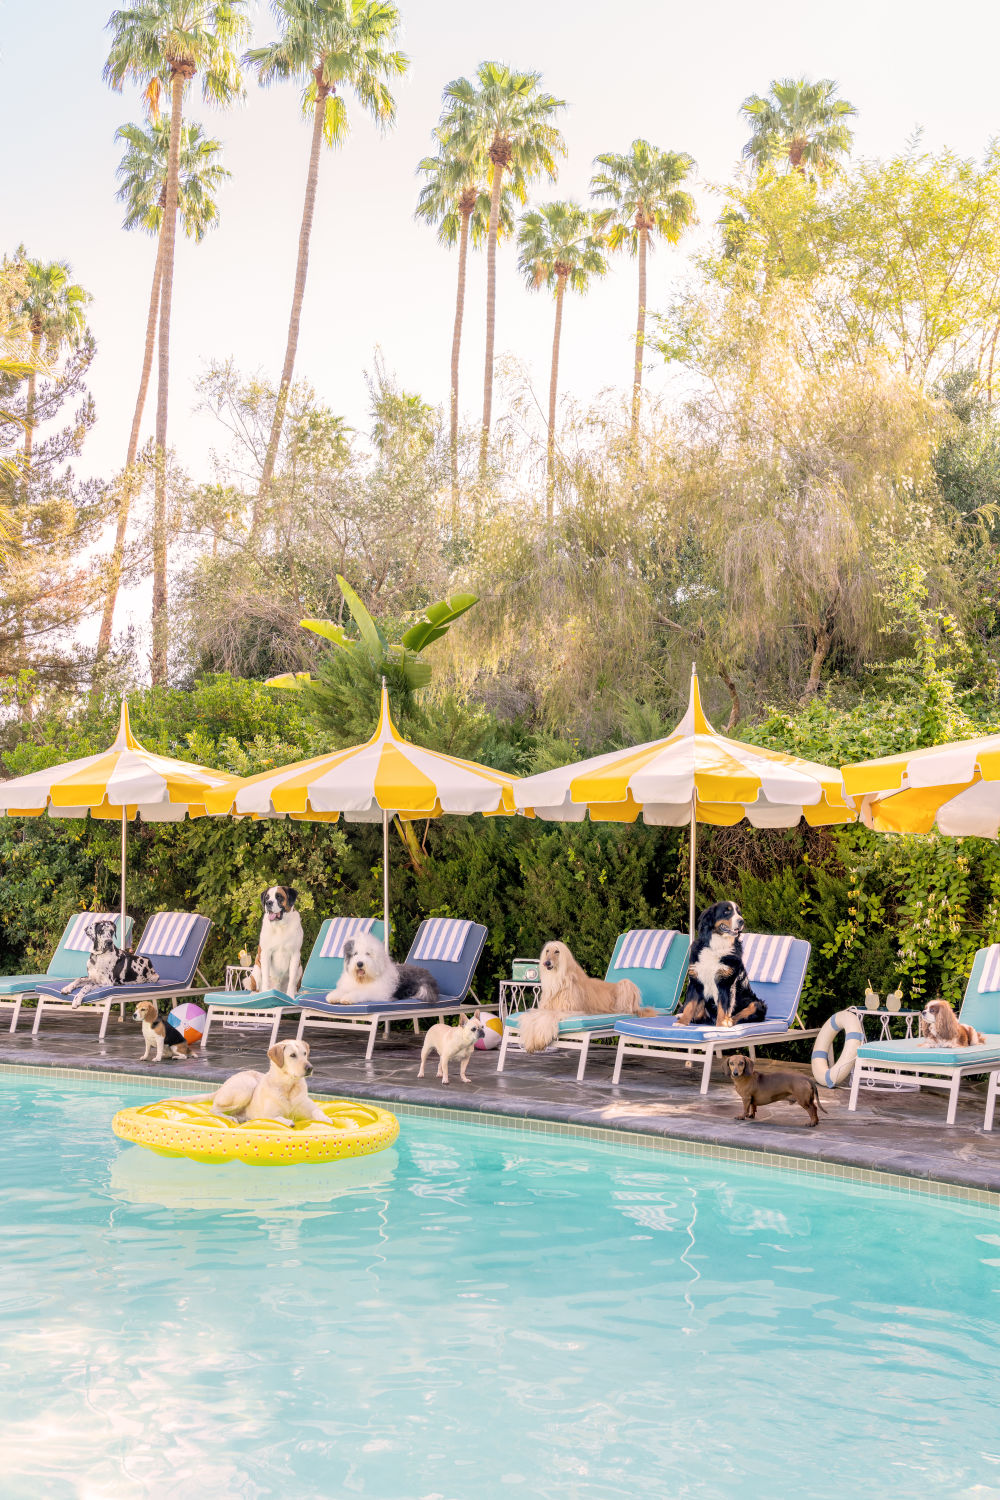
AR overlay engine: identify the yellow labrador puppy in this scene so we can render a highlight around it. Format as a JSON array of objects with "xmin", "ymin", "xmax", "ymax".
[{"xmin": 208, "ymin": 1041, "xmax": 331, "ymax": 1127}]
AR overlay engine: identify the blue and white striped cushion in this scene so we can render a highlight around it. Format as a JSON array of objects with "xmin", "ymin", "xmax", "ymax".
[
  {"xmin": 140, "ymin": 911, "xmax": 199, "ymax": 958},
  {"xmin": 613, "ymin": 929, "xmax": 675, "ymax": 970},
  {"xmin": 978, "ymin": 944, "xmax": 1000, "ymax": 994},
  {"xmin": 319, "ymin": 916, "xmax": 377, "ymax": 959},
  {"xmin": 410, "ymin": 918, "xmax": 472, "ymax": 964},
  {"xmin": 64, "ymin": 913, "xmax": 119, "ymax": 952},
  {"xmin": 743, "ymin": 933, "xmax": 793, "ymax": 984}
]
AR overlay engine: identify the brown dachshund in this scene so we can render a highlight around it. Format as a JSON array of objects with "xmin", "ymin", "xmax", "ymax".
[{"xmin": 727, "ymin": 1054, "xmax": 823, "ymax": 1127}]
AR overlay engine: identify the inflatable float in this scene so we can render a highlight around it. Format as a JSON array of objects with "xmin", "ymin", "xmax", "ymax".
[
  {"xmin": 811, "ymin": 1009, "xmax": 866, "ymax": 1089},
  {"xmin": 112, "ymin": 1096, "xmax": 399, "ymax": 1166}
]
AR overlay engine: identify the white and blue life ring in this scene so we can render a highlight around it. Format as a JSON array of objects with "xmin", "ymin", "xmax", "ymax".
[{"xmin": 811, "ymin": 1010, "xmax": 865, "ymax": 1089}]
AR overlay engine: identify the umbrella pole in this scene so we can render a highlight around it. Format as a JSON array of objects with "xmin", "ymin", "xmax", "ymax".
[
  {"xmin": 382, "ymin": 807, "xmax": 390, "ymax": 955},
  {"xmin": 688, "ymin": 790, "xmax": 697, "ymax": 941},
  {"xmin": 120, "ymin": 808, "xmax": 127, "ymax": 944}
]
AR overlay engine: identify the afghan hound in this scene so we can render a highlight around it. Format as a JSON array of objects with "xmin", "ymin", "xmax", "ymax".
[{"xmin": 518, "ymin": 940, "xmax": 654, "ymax": 1053}]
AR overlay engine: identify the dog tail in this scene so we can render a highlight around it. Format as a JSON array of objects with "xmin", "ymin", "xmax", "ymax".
[
  {"xmin": 812, "ymin": 1080, "xmax": 827, "ymax": 1113},
  {"xmin": 611, "ymin": 979, "xmax": 644, "ymax": 1014},
  {"xmin": 518, "ymin": 1009, "xmax": 561, "ymax": 1053}
]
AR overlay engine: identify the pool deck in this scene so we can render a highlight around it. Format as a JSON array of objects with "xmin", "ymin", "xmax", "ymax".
[{"xmin": 1, "ymin": 1009, "xmax": 997, "ymax": 1199}]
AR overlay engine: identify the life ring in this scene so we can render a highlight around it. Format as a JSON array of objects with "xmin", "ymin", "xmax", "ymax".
[
  {"xmin": 112, "ymin": 1097, "xmax": 399, "ymax": 1166},
  {"xmin": 811, "ymin": 1010, "xmax": 865, "ymax": 1089}
]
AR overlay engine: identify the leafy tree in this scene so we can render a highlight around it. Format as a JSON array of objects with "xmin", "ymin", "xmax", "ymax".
[
  {"xmin": 415, "ymin": 133, "xmax": 514, "ymax": 523},
  {"xmin": 438, "ymin": 62, "xmax": 566, "ymax": 478},
  {"xmin": 516, "ymin": 201, "xmax": 607, "ymax": 517},
  {"xmin": 98, "ymin": 117, "xmax": 230, "ymax": 658},
  {"xmin": 246, "ymin": 0, "xmax": 407, "ymax": 511},
  {"xmin": 740, "ymin": 76, "xmax": 856, "ymax": 179},
  {"xmin": 104, "ymin": 0, "xmax": 249, "ymax": 684},
  {"xmin": 591, "ymin": 139, "xmax": 695, "ymax": 441},
  {"xmin": 8, "ymin": 252, "xmax": 90, "ymax": 474}
]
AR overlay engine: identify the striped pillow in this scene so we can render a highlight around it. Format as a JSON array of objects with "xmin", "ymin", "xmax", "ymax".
[
  {"xmin": 743, "ymin": 933, "xmax": 793, "ymax": 984},
  {"xmin": 978, "ymin": 944, "xmax": 1000, "ymax": 994},
  {"xmin": 64, "ymin": 913, "xmax": 119, "ymax": 952},
  {"xmin": 140, "ymin": 911, "xmax": 199, "ymax": 958},
  {"xmin": 613, "ymin": 929, "xmax": 676, "ymax": 970},
  {"xmin": 410, "ymin": 918, "xmax": 472, "ymax": 964},
  {"xmin": 319, "ymin": 916, "xmax": 378, "ymax": 960}
]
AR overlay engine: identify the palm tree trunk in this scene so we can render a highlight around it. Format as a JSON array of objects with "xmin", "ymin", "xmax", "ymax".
[
  {"xmin": 255, "ymin": 80, "xmax": 329, "ymax": 526},
  {"xmin": 22, "ymin": 333, "xmax": 41, "ymax": 480},
  {"xmin": 449, "ymin": 206, "xmax": 472, "ymax": 527},
  {"xmin": 151, "ymin": 67, "xmax": 185, "ymax": 685},
  {"xmin": 631, "ymin": 225, "xmax": 648, "ymax": 442},
  {"xmin": 546, "ymin": 275, "xmax": 566, "ymax": 525},
  {"xmin": 97, "ymin": 237, "xmax": 164, "ymax": 659},
  {"xmin": 479, "ymin": 164, "xmax": 505, "ymax": 481}
]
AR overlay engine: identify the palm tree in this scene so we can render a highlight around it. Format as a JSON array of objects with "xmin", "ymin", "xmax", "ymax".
[
  {"xmin": 11, "ymin": 254, "xmax": 90, "ymax": 473},
  {"xmin": 517, "ymin": 201, "xmax": 607, "ymax": 519},
  {"xmin": 439, "ymin": 63, "xmax": 566, "ymax": 478},
  {"xmin": 741, "ymin": 78, "xmax": 856, "ymax": 179},
  {"xmin": 104, "ymin": 0, "xmax": 248, "ymax": 684},
  {"xmin": 591, "ymin": 140, "xmax": 696, "ymax": 442},
  {"xmin": 97, "ymin": 117, "xmax": 230, "ymax": 658},
  {"xmin": 415, "ymin": 135, "xmax": 513, "ymax": 523},
  {"xmin": 247, "ymin": 0, "xmax": 407, "ymax": 516}
]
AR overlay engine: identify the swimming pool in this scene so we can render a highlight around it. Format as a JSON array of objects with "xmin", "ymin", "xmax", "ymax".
[{"xmin": 0, "ymin": 1072, "xmax": 997, "ymax": 1500}]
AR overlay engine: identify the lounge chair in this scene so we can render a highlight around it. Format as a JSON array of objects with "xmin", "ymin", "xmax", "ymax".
[
  {"xmin": 497, "ymin": 929, "xmax": 690, "ymax": 1082},
  {"xmin": 295, "ymin": 917, "xmax": 487, "ymax": 1061},
  {"xmin": 1, "ymin": 912, "xmax": 134, "ymax": 1034},
  {"xmin": 200, "ymin": 916, "xmax": 386, "ymax": 1048},
  {"xmin": 849, "ymin": 945, "xmax": 1000, "ymax": 1125},
  {"xmin": 612, "ymin": 934, "xmax": 813, "ymax": 1093},
  {"xmin": 31, "ymin": 911, "xmax": 213, "ymax": 1040}
]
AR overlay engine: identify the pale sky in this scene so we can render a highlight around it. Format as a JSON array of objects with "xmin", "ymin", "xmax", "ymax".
[{"xmin": 4, "ymin": 0, "xmax": 1000, "ymax": 577}]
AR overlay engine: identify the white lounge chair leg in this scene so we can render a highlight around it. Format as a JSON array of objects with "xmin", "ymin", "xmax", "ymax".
[
  {"xmin": 32, "ymin": 997, "xmax": 44, "ymax": 1036},
  {"xmin": 985, "ymin": 1071, "xmax": 998, "ymax": 1132},
  {"xmin": 612, "ymin": 1036, "xmax": 625, "ymax": 1085},
  {"xmin": 270, "ymin": 1012, "xmax": 281, "ymax": 1046},
  {"xmin": 10, "ymin": 994, "xmax": 22, "ymax": 1033},
  {"xmin": 497, "ymin": 1028, "xmax": 510, "ymax": 1073},
  {"xmin": 848, "ymin": 1061, "xmax": 863, "ymax": 1111},
  {"xmin": 748, "ymin": 1044, "xmax": 757, "ymax": 1062},
  {"xmin": 365, "ymin": 1019, "xmax": 378, "ymax": 1061},
  {"xmin": 296, "ymin": 1011, "xmax": 307, "ymax": 1041},
  {"xmin": 201, "ymin": 1007, "xmax": 213, "ymax": 1047},
  {"xmin": 699, "ymin": 1048, "xmax": 714, "ymax": 1094},
  {"xmin": 576, "ymin": 1036, "xmax": 590, "ymax": 1083},
  {"xmin": 99, "ymin": 999, "xmax": 112, "ymax": 1041},
  {"xmin": 946, "ymin": 1073, "xmax": 961, "ymax": 1126}
]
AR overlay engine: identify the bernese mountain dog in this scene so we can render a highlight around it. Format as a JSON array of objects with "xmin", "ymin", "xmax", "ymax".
[{"xmin": 678, "ymin": 900, "xmax": 767, "ymax": 1027}]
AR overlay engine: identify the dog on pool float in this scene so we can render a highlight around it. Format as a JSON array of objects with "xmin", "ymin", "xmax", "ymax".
[
  {"xmin": 134, "ymin": 999, "xmax": 193, "ymax": 1062},
  {"xmin": 60, "ymin": 919, "xmax": 159, "ymax": 1008},
  {"xmin": 919, "ymin": 998, "xmax": 986, "ymax": 1048},
  {"xmin": 204, "ymin": 1041, "xmax": 332, "ymax": 1127},
  {"xmin": 679, "ymin": 901, "xmax": 767, "ymax": 1028},
  {"xmin": 323, "ymin": 932, "xmax": 438, "ymax": 1007},
  {"xmin": 517, "ymin": 940, "xmax": 655, "ymax": 1053},
  {"xmin": 418, "ymin": 1013, "xmax": 483, "ymax": 1084},
  {"xmin": 727, "ymin": 1054, "xmax": 823, "ymax": 1127}
]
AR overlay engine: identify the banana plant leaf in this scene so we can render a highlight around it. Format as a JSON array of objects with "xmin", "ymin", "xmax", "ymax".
[
  {"xmin": 401, "ymin": 592, "xmax": 478, "ymax": 652},
  {"xmin": 299, "ymin": 619, "xmax": 352, "ymax": 647},
  {"xmin": 265, "ymin": 671, "xmax": 314, "ymax": 690},
  {"xmin": 336, "ymin": 574, "xmax": 387, "ymax": 657}
]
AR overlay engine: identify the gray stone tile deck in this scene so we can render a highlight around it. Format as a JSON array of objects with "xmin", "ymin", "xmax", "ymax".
[{"xmin": 1, "ymin": 1008, "xmax": 997, "ymax": 1197}]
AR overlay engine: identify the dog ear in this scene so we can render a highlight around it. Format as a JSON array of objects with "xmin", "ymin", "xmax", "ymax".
[
  {"xmin": 283, "ymin": 887, "xmax": 298, "ymax": 908},
  {"xmin": 267, "ymin": 1042, "xmax": 287, "ymax": 1067},
  {"xmin": 343, "ymin": 938, "xmax": 355, "ymax": 961},
  {"xmin": 85, "ymin": 923, "xmax": 95, "ymax": 943},
  {"xmin": 260, "ymin": 889, "xmax": 269, "ymax": 910}
]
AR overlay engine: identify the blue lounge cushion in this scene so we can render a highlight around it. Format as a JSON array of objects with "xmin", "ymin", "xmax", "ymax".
[
  {"xmin": 0, "ymin": 974, "xmax": 49, "ymax": 996},
  {"xmin": 297, "ymin": 993, "xmax": 464, "ymax": 1018},
  {"xmin": 508, "ymin": 1009, "xmax": 675, "ymax": 1037},
  {"xmin": 857, "ymin": 1035, "xmax": 1000, "ymax": 1068},
  {"xmin": 614, "ymin": 1015, "xmax": 794, "ymax": 1042},
  {"xmin": 204, "ymin": 987, "xmax": 328, "ymax": 1011}
]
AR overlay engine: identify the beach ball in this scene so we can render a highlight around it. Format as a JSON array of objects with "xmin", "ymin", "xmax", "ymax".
[
  {"xmin": 168, "ymin": 1002, "xmax": 207, "ymax": 1045},
  {"xmin": 475, "ymin": 1014, "xmax": 503, "ymax": 1051}
]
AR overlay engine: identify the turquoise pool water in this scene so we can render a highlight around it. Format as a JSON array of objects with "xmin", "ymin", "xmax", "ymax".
[{"xmin": 0, "ymin": 1073, "xmax": 998, "ymax": 1499}]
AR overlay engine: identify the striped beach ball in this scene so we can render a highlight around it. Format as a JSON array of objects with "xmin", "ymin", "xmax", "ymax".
[
  {"xmin": 168, "ymin": 1002, "xmax": 207, "ymax": 1045},
  {"xmin": 475, "ymin": 1014, "xmax": 503, "ymax": 1051}
]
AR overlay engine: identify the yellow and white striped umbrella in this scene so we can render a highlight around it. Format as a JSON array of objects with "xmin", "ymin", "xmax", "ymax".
[
  {"xmin": 203, "ymin": 685, "xmax": 518, "ymax": 948},
  {"xmin": 0, "ymin": 700, "xmax": 242, "ymax": 925},
  {"xmin": 514, "ymin": 666, "xmax": 855, "ymax": 933},
  {"xmin": 842, "ymin": 734, "xmax": 1000, "ymax": 836}
]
